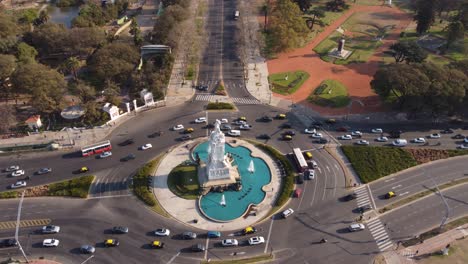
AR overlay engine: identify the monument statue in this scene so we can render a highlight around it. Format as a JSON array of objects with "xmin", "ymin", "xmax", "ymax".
[{"xmin": 206, "ymin": 120, "xmax": 231, "ymax": 180}]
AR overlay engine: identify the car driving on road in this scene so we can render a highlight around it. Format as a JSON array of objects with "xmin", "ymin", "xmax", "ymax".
[
  {"xmin": 11, "ymin": 170, "xmax": 25, "ymax": 177},
  {"xmin": 281, "ymin": 208, "xmax": 294, "ymax": 218},
  {"xmin": 221, "ymin": 239, "xmax": 238, "ymax": 247},
  {"xmin": 36, "ymin": 168, "xmax": 52, "ymax": 175},
  {"xmin": 112, "ymin": 226, "xmax": 129, "ymax": 234},
  {"xmin": 42, "ymin": 225, "xmax": 60, "ymax": 234},
  {"xmin": 140, "ymin": 143, "xmax": 153, "ymax": 150},
  {"xmin": 356, "ymin": 140, "xmax": 369, "ymax": 146},
  {"xmin": 173, "ymin": 124, "xmax": 184, "ymax": 131},
  {"xmin": 151, "ymin": 240, "xmax": 164, "ymax": 249},
  {"xmin": 304, "ymin": 128, "xmax": 316, "ymax": 134},
  {"xmin": 385, "ymin": 191, "xmax": 396, "ymax": 199},
  {"xmin": 248, "ymin": 236, "xmax": 265, "ymax": 245},
  {"xmin": 104, "ymin": 239, "xmax": 119, "ymax": 247},
  {"xmin": 371, "ymin": 128, "xmax": 383, "ymax": 133},
  {"xmin": 5, "ymin": 165, "xmax": 19, "ymax": 172},
  {"xmin": 43, "ymin": 239, "xmax": 59, "ymax": 247},
  {"xmin": 195, "ymin": 117, "xmax": 207, "ymax": 123},
  {"xmin": 99, "ymin": 151, "xmax": 112, "ymax": 159},
  {"xmin": 339, "ymin": 135, "xmax": 352, "ymax": 140},
  {"xmin": 10, "ymin": 181, "xmax": 27, "ymax": 189},
  {"xmin": 412, "ymin": 138, "xmax": 426, "ymax": 143},
  {"xmin": 376, "ymin": 136, "xmax": 388, "ymax": 142},
  {"xmin": 429, "ymin": 133, "xmax": 441, "ymax": 139},
  {"xmin": 348, "ymin": 223, "xmax": 365, "ymax": 232},
  {"xmin": 311, "ymin": 133, "xmax": 323, "ymax": 139},
  {"xmin": 78, "ymin": 167, "xmax": 89, "ymax": 173},
  {"xmin": 154, "ymin": 228, "xmax": 170, "ymax": 236},
  {"xmin": 121, "ymin": 154, "xmax": 136, "ymax": 162},
  {"xmin": 80, "ymin": 245, "xmax": 95, "ymax": 254},
  {"xmin": 182, "ymin": 232, "xmax": 197, "ymax": 240}
]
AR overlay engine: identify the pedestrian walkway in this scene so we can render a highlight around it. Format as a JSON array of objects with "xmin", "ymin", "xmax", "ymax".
[
  {"xmin": 355, "ymin": 185, "xmax": 372, "ymax": 209},
  {"xmin": 367, "ymin": 217, "xmax": 393, "ymax": 251},
  {"xmin": 194, "ymin": 94, "xmax": 262, "ymax": 105}
]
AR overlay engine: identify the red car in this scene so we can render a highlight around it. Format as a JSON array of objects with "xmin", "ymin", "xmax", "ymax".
[{"xmin": 294, "ymin": 188, "xmax": 302, "ymax": 198}]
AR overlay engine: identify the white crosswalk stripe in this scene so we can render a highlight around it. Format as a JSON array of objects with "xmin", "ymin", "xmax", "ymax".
[
  {"xmin": 231, "ymin": 97, "xmax": 262, "ymax": 104},
  {"xmin": 366, "ymin": 219, "xmax": 393, "ymax": 251},
  {"xmin": 354, "ymin": 186, "xmax": 372, "ymax": 209},
  {"xmin": 194, "ymin": 94, "xmax": 262, "ymax": 105}
]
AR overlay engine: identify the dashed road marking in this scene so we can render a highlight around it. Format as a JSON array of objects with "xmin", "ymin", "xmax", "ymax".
[{"xmin": 0, "ymin": 219, "xmax": 51, "ymax": 230}]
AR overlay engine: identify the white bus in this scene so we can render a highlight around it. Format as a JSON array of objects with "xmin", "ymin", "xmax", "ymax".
[{"xmin": 293, "ymin": 148, "xmax": 308, "ymax": 172}]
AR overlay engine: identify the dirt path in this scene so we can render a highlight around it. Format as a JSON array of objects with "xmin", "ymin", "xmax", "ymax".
[{"xmin": 267, "ymin": 4, "xmax": 412, "ymax": 115}]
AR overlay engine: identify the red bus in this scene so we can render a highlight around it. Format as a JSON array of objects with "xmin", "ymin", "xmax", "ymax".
[{"xmin": 81, "ymin": 140, "xmax": 112, "ymax": 157}]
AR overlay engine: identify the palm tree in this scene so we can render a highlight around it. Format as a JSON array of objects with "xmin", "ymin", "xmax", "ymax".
[{"xmin": 63, "ymin": 57, "xmax": 81, "ymax": 80}]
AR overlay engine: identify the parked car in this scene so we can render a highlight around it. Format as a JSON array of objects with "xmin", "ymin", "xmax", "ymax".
[
  {"xmin": 276, "ymin": 114, "xmax": 286, "ymax": 119},
  {"xmin": 315, "ymin": 138, "xmax": 328, "ymax": 144},
  {"xmin": 182, "ymin": 232, "xmax": 197, "ymax": 240},
  {"xmin": 42, "ymin": 225, "xmax": 60, "ymax": 234},
  {"xmin": 376, "ymin": 136, "xmax": 388, "ymax": 142},
  {"xmin": 389, "ymin": 130, "xmax": 402, "ymax": 138},
  {"xmin": 281, "ymin": 208, "xmax": 294, "ymax": 218},
  {"xmin": 325, "ymin": 118, "xmax": 336, "ymax": 124},
  {"xmin": 227, "ymin": 130, "xmax": 241, "ymax": 137},
  {"xmin": 336, "ymin": 126, "xmax": 349, "ymax": 132},
  {"xmin": 80, "ymin": 245, "xmax": 95, "ymax": 254},
  {"xmin": 248, "ymin": 236, "xmax": 265, "ymax": 245},
  {"xmin": 11, "ymin": 170, "xmax": 25, "ymax": 177},
  {"xmin": 220, "ymin": 118, "xmax": 229, "ymax": 124},
  {"xmin": 281, "ymin": 123, "xmax": 292, "ymax": 129},
  {"xmin": 121, "ymin": 154, "xmax": 136, "ymax": 162},
  {"xmin": 358, "ymin": 204, "xmax": 372, "ymax": 213},
  {"xmin": 221, "ymin": 239, "xmax": 238, "ymax": 247},
  {"xmin": 458, "ymin": 144, "xmax": 468, "ymax": 149},
  {"xmin": 429, "ymin": 133, "xmax": 441, "ymax": 139},
  {"xmin": 412, "ymin": 138, "xmax": 426, "ymax": 143},
  {"xmin": 180, "ymin": 135, "xmax": 192, "ymax": 141},
  {"xmin": 221, "ymin": 124, "xmax": 232, "ymax": 131},
  {"xmin": 99, "ymin": 151, "xmax": 112, "ymax": 158},
  {"xmin": 282, "ymin": 135, "xmax": 292, "ymax": 141},
  {"xmin": 339, "ymin": 135, "xmax": 352, "ymax": 140},
  {"xmin": 348, "ymin": 223, "xmax": 365, "ymax": 232},
  {"xmin": 356, "ymin": 140, "xmax": 369, "ymax": 146},
  {"xmin": 112, "ymin": 226, "xmax": 129, "ymax": 234},
  {"xmin": 43, "ymin": 239, "xmax": 59, "ymax": 247},
  {"xmin": 173, "ymin": 124, "xmax": 184, "ymax": 131},
  {"xmin": 36, "ymin": 167, "xmax": 52, "ymax": 175},
  {"xmin": 371, "ymin": 128, "xmax": 383, "ymax": 133},
  {"xmin": 10, "ymin": 181, "xmax": 27, "ymax": 189},
  {"xmin": 464, "ymin": 137, "xmax": 468, "ymax": 143},
  {"xmin": 195, "ymin": 117, "xmax": 207, "ymax": 123},
  {"xmin": 154, "ymin": 228, "xmax": 170, "ymax": 236}
]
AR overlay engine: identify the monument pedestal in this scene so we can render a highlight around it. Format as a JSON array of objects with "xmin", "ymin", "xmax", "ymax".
[{"xmin": 328, "ymin": 48, "xmax": 352, "ymax": 59}]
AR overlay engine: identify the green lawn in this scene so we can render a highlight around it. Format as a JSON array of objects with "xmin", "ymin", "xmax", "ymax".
[
  {"xmin": 132, "ymin": 160, "xmax": 158, "ymax": 207},
  {"xmin": 268, "ymin": 70, "xmax": 310, "ymax": 95},
  {"xmin": 341, "ymin": 146, "xmax": 418, "ymax": 183},
  {"xmin": 206, "ymin": 102, "xmax": 235, "ymax": 110},
  {"xmin": 167, "ymin": 165, "xmax": 199, "ymax": 200},
  {"xmin": 48, "ymin": 175, "xmax": 95, "ymax": 198},
  {"xmin": 308, "ymin": 79, "xmax": 350, "ymax": 108}
]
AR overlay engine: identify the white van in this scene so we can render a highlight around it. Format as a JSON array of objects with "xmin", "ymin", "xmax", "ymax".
[
  {"xmin": 227, "ymin": 130, "xmax": 241, "ymax": 137},
  {"xmin": 392, "ymin": 139, "xmax": 408, "ymax": 146},
  {"xmin": 234, "ymin": 11, "xmax": 239, "ymax": 20}
]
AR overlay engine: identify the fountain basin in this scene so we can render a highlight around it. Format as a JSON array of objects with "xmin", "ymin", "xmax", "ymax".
[{"xmin": 194, "ymin": 141, "xmax": 271, "ymax": 222}]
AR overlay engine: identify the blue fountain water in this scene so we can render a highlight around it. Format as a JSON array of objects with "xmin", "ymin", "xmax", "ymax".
[{"xmin": 194, "ymin": 142, "xmax": 271, "ymax": 221}]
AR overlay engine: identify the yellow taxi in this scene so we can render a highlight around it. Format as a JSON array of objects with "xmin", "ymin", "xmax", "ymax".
[
  {"xmin": 104, "ymin": 239, "xmax": 119, "ymax": 247},
  {"xmin": 385, "ymin": 191, "xmax": 396, "ymax": 199},
  {"xmin": 243, "ymin": 226, "xmax": 257, "ymax": 235},
  {"xmin": 184, "ymin": 128, "xmax": 194, "ymax": 133},
  {"xmin": 151, "ymin": 240, "xmax": 164, "ymax": 249},
  {"xmin": 304, "ymin": 152, "xmax": 313, "ymax": 159},
  {"xmin": 276, "ymin": 114, "xmax": 286, "ymax": 119},
  {"xmin": 283, "ymin": 135, "xmax": 292, "ymax": 141},
  {"xmin": 239, "ymin": 116, "xmax": 247, "ymax": 121},
  {"xmin": 79, "ymin": 167, "xmax": 89, "ymax": 173}
]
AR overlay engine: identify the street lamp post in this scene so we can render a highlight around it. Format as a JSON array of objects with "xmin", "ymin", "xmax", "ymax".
[
  {"xmin": 428, "ymin": 171, "xmax": 450, "ymax": 229},
  {"xmin": 16, "ymin": 191, "xmax": 29, "ymax": 263}
]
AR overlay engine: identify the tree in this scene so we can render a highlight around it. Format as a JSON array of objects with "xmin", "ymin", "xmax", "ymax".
[
  {"xmin": 0, "ymin": 54, "xmax": 17, "ymax": 102},
  {"xmin": 448, "ymin": 59, "xmax": 468, "ymax": 76},
  {"xmin": 130, "ymin": 18, "xmax": 142, "ymax": 46},
  {"xmin": 71, "ymin": 81, "xmax": 96, "ymax": 103},
  {"xmin": 269, "ymin": 0, "xmax": 309, "ymax": 52},
  {"xmin": 305, "ymin": 8, "xmax": 325, "ymax": 31},
  {"xmin": 19, "ymin": 9, "xmax": 39, "ymax": 31},
  {"xmin": 12, "ymin": 62, "xmax": 66, "ymax": 114},
  {"xmin": 293, "ymin": 0, "xmax": 313, "ymax": 11},
  {"xmin": 16, "ymin": 42, "xmax": 38, "ymax": 63},
  {"xmin": 0, "ymin": 13, "xmax": 18, "ymax": 38},
  {"xmin": 326, "ymin": 0, "xmax": 349, "ymax": 12},
  {"xmin": 62, "ymin": 57, "xmax": 81, "ymax": 80},
  {"xmin": 86, "ymin": 43, "xmax": 140, "ymax": 87},
  {"xmin": 389, "ymin": 41, "xmax": 427, "ymax": 64},
  {"xmin": 34, "ymin": 10, "xmax": 50, "ymax": 26},
  {"xmin": 414, "ymin": 0, "xmax": 437, "ymax": 34},
  {"xmin": 0, "ymin": 105, "xmax": 16, "ymax": 133},
  {"xmin": 445, "ymin": 20, "xmax": 464, "ymax": 49}
]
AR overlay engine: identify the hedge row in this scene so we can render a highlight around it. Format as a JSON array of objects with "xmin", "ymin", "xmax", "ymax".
[
  {"xmin": 254, "ymin": 143, "xmax": 295, "ymax": 207},
  {"xmin": 48, "ymin": 175, "xmax": 95, "ymax": 198},
  {"xmin": 0, "ymin": 191, "xmax": 19, "ymax": 199},
  {"xmin": 133, "ymin": 161, "xmax": 157, "ymax": 206},
  {"xmin": 341, "ymin": 146, "xmax": 418, "ymax": 183},
  {"xmin": 206, "ymin": 102, "xmax": 235, "ymax": 110}
]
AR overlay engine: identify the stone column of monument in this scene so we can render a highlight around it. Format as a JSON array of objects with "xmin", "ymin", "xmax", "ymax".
[{"xmin": 338, "ymin": 38, "xmax": 345, "ymax": 56}]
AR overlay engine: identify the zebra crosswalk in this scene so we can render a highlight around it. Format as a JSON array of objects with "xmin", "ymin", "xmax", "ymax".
[
  {"xmin": 0, "ymin": 219, "xmax": 51, "ymax": 230},
  {"xmin": 194, "ymin": 94, "xmax": 262, "ymax": 105},
  {"xmin": 355, "ymin": 185, "xmax": 372, "ymax": 209},
  {"xmin": 367, "ymin": 218, "xmax": 393, "ymax": 251},
  {"xmin": 400, "ymin": 248, "xmax": 417, "ymax": 259}
]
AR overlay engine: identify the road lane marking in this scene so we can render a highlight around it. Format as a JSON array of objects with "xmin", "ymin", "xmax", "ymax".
[
  {"xmin": 297, "ymin": 181, "xmax": 307, "ymax": 210},
  {"xmin": 310, "ymin": 172, "xmax": 318, "ymax": 207},
  {"xmin": 87, "ymin": 194, "xmax": 132, "ymax": 199},
  {"xmin": 322, "ymin": 168, "xmax": 328, "ymax": 201},
  {"xmin": 166, "ymin": 251, "xmax": 180, "ymax": 264},
  {"xmin": 317, "ymin": 167, "xmax": 322, "ymax": 173},
  {"xmin": 264, "ymin": 218, "xmax": 274, "ymax": 254},
  {"xmin": 0, "ymin": 219, "xmax": 51, "ymax": 230},
  {"xmin": 326, "ymin": 166, "xmax": 330, "ymax": 172},
  {"xmin": 384, "ymin": 178, "xmax": 395, "ymax": 182},
  {"xmin": 391, "ymin": 184, "xmax": 402, "ymax": 190},
  {"xmin": 399, "ymin": 191, "xmax": 409, "ymax": 196},
  {"xmin": 204, "ymin": 238, "xmax": 209, "ymax": 260},
  {"xmin": 367, "ymin": 185, "xmax": 377, "ymax": 211}
]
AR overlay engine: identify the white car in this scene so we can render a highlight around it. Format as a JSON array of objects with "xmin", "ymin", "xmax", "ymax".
[
  {"xmin": 233, "ymin": 120, "xmax": 246, "ymax": 125},
  {"xmin": 10, "ymin": 181, "xmax": 26, "ymax": 189},
  {"xmin": 356, "ymin": 140, "xmax": 369, "ymax": 146},
  {"xmin": 42, "ymin": 225, "xmax": 60, "ymax": 234},
  {"xmin": 195, "ymin": 117, "xmax": 207, "ymax": 123},
  {"xmin": 99, "ymin": 151, "xmax": 112, "ymax": 158},
  {"xmin": 42, "ymin": 239, "xmax": 59, "ymax": 247},
  {"xmin": 348, "ymin": 223, "xmax": 365, "ymax": 232},
  {"xmin": 5, "ymin": 165, "xmax": 19, "ymax": 172},
  {"xmin": 351, "ymin": 131, "xmax": 362, "ymax": 137},
  {"xmin": 311, "ymin": 133, "xmax": 323, "ymax": 139},
  {"xmin": 281, "ymin": 208, "xmax": 294, "ymax": 218},
  {"xmin": 339, "ymin": 135, "xmax": 352, "ymax": 140},
  {"xmin": 458, "ymin": 144, "xmax": 468, "ymax": 149},
  {"xmin": 221, "ymin": 118, "xmax": 229, "ymax": 124},
  {"xmin": 371, "ymin": 128, "xmax": 383, "ymax": 133},
  {"xmin": 154, "ymin": 228, "xmax": 170, "ymax": 236},
  {"xmin": 465, "ymin": 137, "xmax": 468, "ymax": 143},
  {"xmin": 304, "ymin": 128, "xmax": 316, "ymax": 134},
  {"xmin": 173, "ymin": 124, "xmax": 184, "ymax": 131},
  {"xmin": 239, "ymin": 124, "xmax": 252, "ymax": 130},
  {"xmin": 429, "ymin": 133, "xmax": 441, "ymax": 139},
  {"xmin": 392, "ymin": 139, "xmax": 408, "ymax": 146},
  {"xmin": 11, "ymin": 170, "xmax": 25, "ymax": 177},
  {"xmin": 221, "ymin": 239, "xmax": 238, "ymax": 247},
  {"xmin": 376, "ymin": 136, "xmax": 388, "ymax": 142},
  {"xmin": 248, "ymin": 236, "xmax": 265, "ymax": 245},
  {"xmin": 412, "ymin": 137, "xmax": 426, "ymax": 143},
  {"xmin": 141, "ymin": 143, "xmax": 153, "ymax": 150}
]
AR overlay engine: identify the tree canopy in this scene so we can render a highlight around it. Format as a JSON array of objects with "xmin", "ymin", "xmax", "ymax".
[{"xmin": 389, "ymin": 41, "xmax": 428, "ymax": 64}]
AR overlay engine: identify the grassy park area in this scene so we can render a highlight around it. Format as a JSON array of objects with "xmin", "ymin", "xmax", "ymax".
[
  {"xmin": 308, "ymin": 79, "xmax": 350, "ymax": 108},
  {"xmin": 268, "ymin": 71, "xmax": 310, "ymax": 95},
  {"xmin": 167, "ymin": 165, "xmax": 199, "ymax": 200}
]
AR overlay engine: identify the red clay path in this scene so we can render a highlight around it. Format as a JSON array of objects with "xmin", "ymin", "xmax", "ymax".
[{"xmin": 267, "ymin": 4, "xmax": 412, "ymax": 115}]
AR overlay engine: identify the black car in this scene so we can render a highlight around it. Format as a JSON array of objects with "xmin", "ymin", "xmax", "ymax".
[
  {"xmin": 358, "ymin": 204, "xmax": 372, "ymax": 213},
  {"xmin": 80, "ymin": 245, "xmax": 96, "ymax": 254},
  {"xmin": 119, "ymin": 139, "xmax": 135, "ymax": 146},
  {"xmin": 0, "ymin": 239, "xmax": 17, "ymax": 248},
  {"xmin": 315, "ymin": 138, "xmax": 329, "ymax": 144},
  {"xmin": 204, "ymin": 124, "xmax": 215, "ymax": 129},
  {"xmin": 281, "ymin": 123, "xmax": 292, "ymax": 129},
  {"xmin": 343, "ymin": 193, "xmax": 357, "ymax": 201},
  {"xmin": 441, "ymin": 128, "xmax": 454, "ymax": 134},
  {"xmin": 196, "ymin": 85, "xmax": 208, "ymax": 91},
  {"xmin": 312, "ymin": 121, "xmax": 324, "ymax": 127},
  {"xmin": 452, "ymin": 134, "xmax": 465, "ymax": 139},
  {"xmin": 260, "ymin": 116, "xmax": 273, "ymax": 122},
  {"xmin": 112, "ymin": 226, "xmax": 129, "ymax": 234},
  {"xmin": 191, "ymin": 243, "xmax": 206, "ymax": 252},
  {"xmin": 258, "ymin": 134, "xmax": 271, "ymax": 140},
  {"xmin": 296, "ymin": 175, "xmax": 304, "ymax": 184},
  {"xmin": 283, "ymin": 130, "xmax": 296, "ymax": 136},
  {"xmin": 148, "ymin": 131, "xmax": 162, "ymax": 138},
  {"xmin": 121, "ymin": 154, "xmax": 136, "ymax": 162},
  {"xmin": 389, "ymin": 130, "xmax": 402, "ymax": 138},
  {"xmin": 182, "ymin": 232, "xmax": 197, "ymax": 240},
  {"xmin": 180, "ymin": 135, "xmax": 192, "ymax": 141}
]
